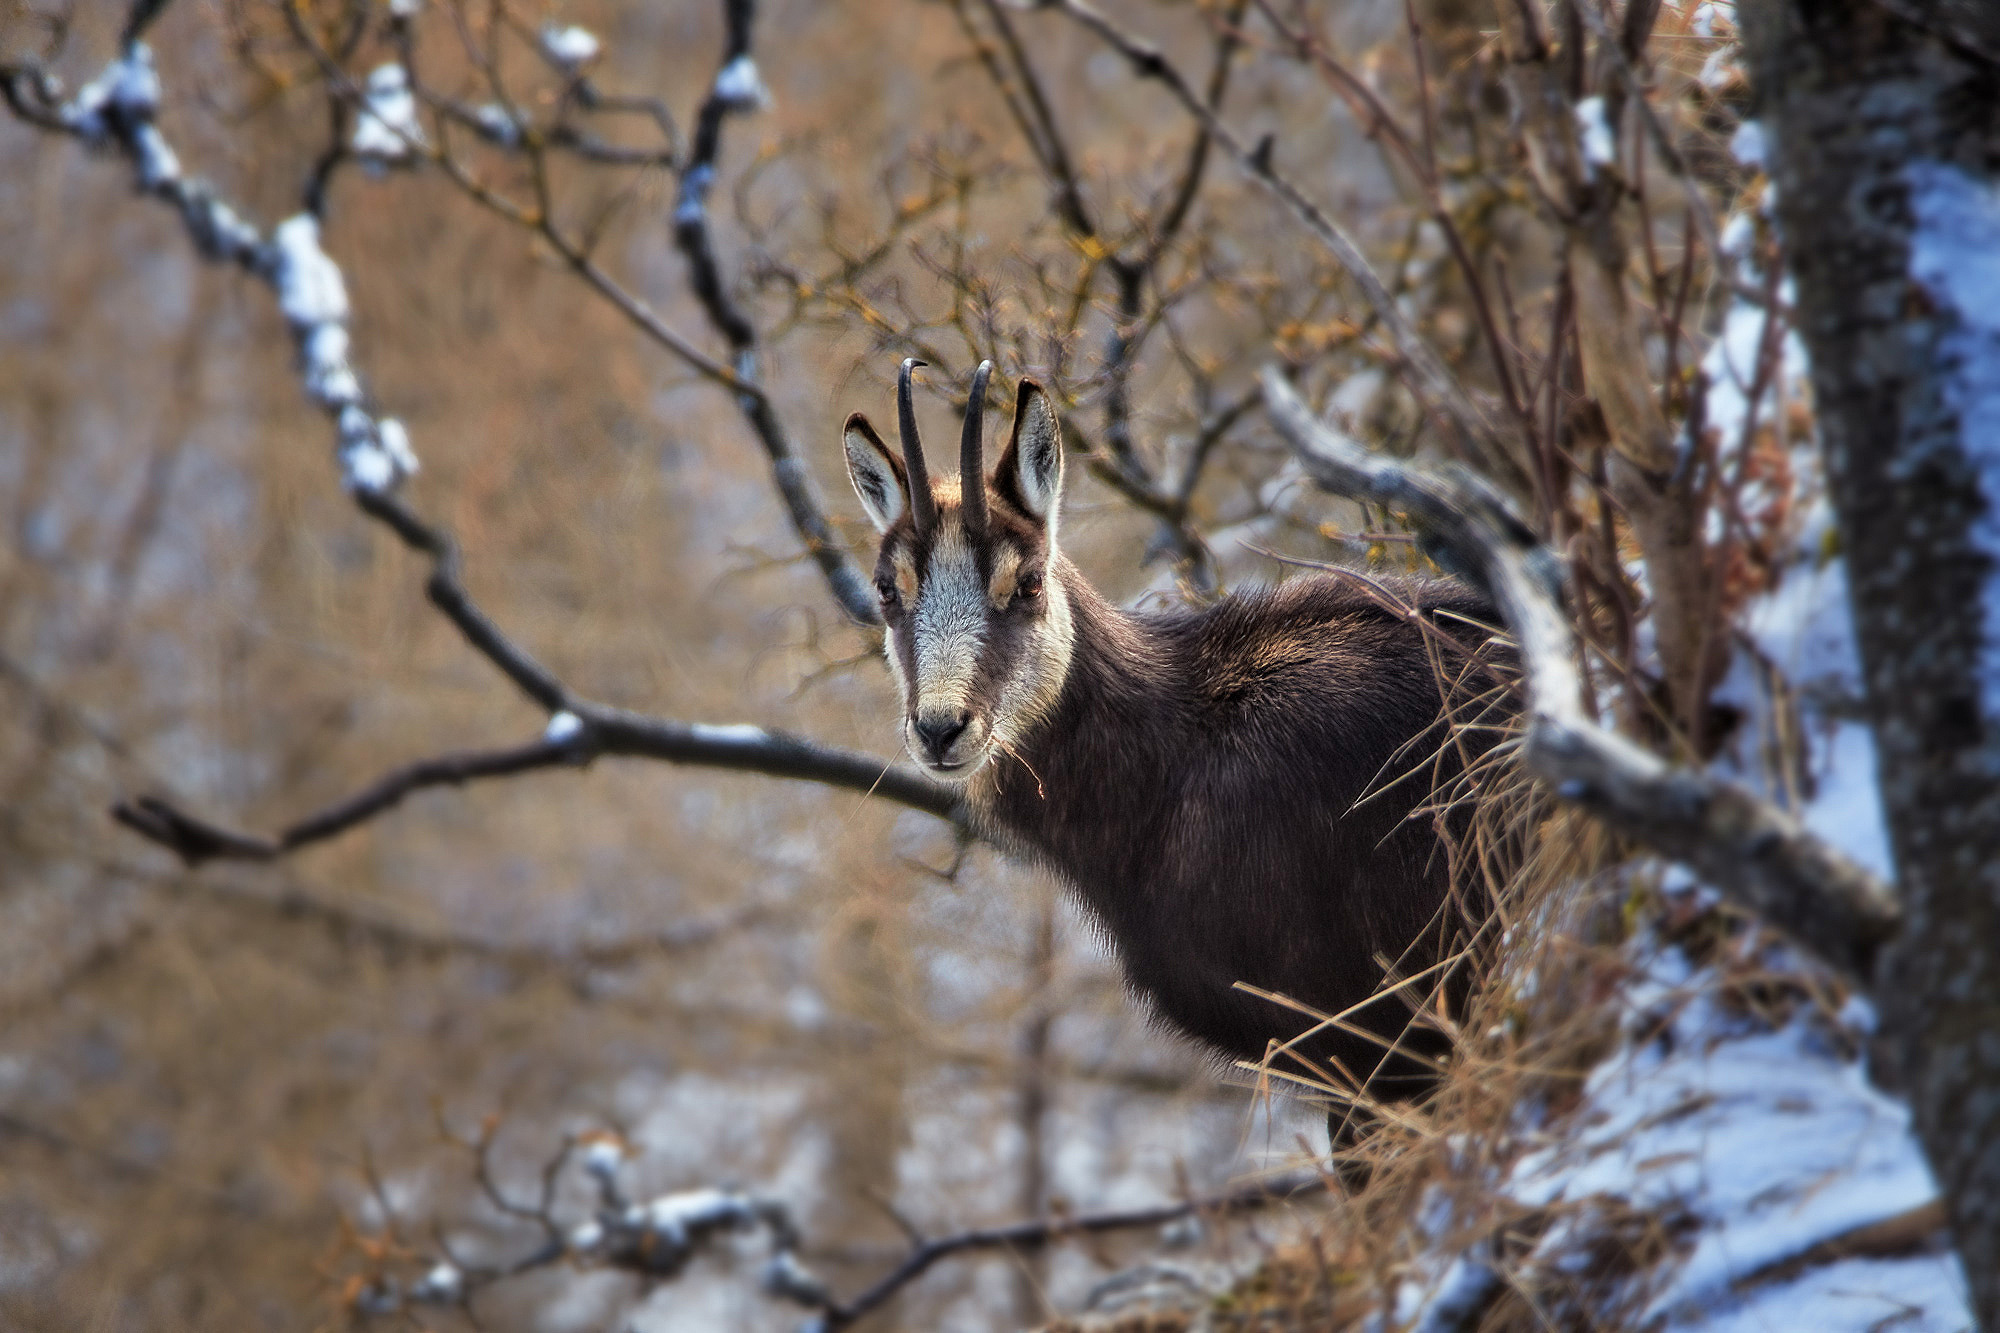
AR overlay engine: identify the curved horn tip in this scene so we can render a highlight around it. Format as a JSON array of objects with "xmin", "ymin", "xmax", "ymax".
[{"xmin": 902, "ymin": 357, "xmax": 928, "ymax": 375}]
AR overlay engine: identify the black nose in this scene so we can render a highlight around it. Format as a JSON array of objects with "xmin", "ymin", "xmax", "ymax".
[{"xmin": 913, "ymin": 712, "xmax": 970, "ymax": 761}]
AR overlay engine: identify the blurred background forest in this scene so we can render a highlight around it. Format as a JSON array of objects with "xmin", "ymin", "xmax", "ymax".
[{"xmin": 5, "ymin": 0, "xmax": 1969, "ymax": 1329}]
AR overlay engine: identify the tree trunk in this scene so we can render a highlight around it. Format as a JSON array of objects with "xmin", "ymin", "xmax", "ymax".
[{"xmin": 1743, "ymin": 1, "xmax": 2000, "ymax": 1321}]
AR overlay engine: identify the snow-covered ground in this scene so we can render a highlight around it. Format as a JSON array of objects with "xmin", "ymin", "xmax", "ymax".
[{"xmin": 1506, "ymin": 941, "xmax": 1965, "ymax": 1330}]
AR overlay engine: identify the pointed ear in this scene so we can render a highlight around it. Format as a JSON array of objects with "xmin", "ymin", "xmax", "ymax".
[
  {"xmin": 844, "ymin": 412, "xmax": 908, "ymax": 533},
  {"xmin": 994, "ymin": 379, "xmax": 1064, "ymax": 530}
]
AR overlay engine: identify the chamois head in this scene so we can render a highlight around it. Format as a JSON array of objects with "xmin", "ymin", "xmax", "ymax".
[{"xmin": 842, "ymin": 360, "xmax": 1074, "ymax": 779}]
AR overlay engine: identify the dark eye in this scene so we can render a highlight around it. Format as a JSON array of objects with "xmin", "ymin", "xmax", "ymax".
[
  {"xmin": 876, "ymin": 578, "xmax": 900, "ymax": 609},
  {"xmin": 1017, "ymin": 570, "xmax": 1043, "ymax": 600}
]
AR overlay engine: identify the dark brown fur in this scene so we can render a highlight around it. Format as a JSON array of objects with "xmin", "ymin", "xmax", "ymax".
[{"xmin": 969, "ymin": 565, "xmax": 1502, "ymax": 1097}]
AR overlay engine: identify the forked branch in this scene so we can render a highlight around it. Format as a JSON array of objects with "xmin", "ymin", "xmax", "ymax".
[
  {"xmin": 112, "ymin": 481, "xmax": 958, "ymax": 867},
  {"xmin": 345, "ymin": 1121, "xmax": 1327, "ymax": 1330},
  {"xmin": 1053, "ymin": 0, "xmax": 1501, "ymax": 454},
  {"xmin": 113, "ymin": 720, "xmax": 957, "ymax": 867},
  {"xmin": 1, "ymin": 10, "xmax": 957, "ymax": 862},
  {"xmin": 1262, "ymin": 369, "xmax": 1900, "ymax": 983}
]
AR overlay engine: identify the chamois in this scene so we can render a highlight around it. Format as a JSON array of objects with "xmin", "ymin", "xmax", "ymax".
[{"xmin": 842, "ymin": 360, "xmax": 1508, "ymax": 1107}]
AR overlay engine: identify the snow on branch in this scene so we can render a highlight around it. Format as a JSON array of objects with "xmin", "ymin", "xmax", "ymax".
[
  {"xmin": 110, "ymin": 486, "xmax": 961, "ymax": 865},
  {"xmin": 272, "ymin": 0, "xmax": 876, "ymax": 626},
  {"xmin": 1261, "ymin": 369, "xmax": 1902, "ymax": 984},
  {"xmin": 0, "ymin": 8, "xmax": 956, "ymax": 855},
  {"xmin": 348, "ymin": 63, "xmax": 425, "ymax": 162},
  {"xmin": 342, "ymin": 1121, "xmax": 1326, "ymax": 1330},
  {"xmin": 538, "ymin": 23, "xmax": 602, "ymax": 71},
  {"xmin": 1, "ymin": 40, "xmax": 416, "ymax": 495}
]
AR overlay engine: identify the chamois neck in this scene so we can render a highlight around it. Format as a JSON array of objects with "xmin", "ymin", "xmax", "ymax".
[
  {"xmin": 1048, "ymin": 562, "xmax": 1171, "ymax": 700},
  {"xmin": 971, "ymin": 560, "xmax": 1187, "ymax": 829}
]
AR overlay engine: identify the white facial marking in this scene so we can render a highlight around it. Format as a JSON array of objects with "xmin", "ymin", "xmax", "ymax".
[
  {"xmin": 989, "ymin": 567, "xmax": 1074, "ymax": 750},
  {"xmin": 913, "ymin": 523, "xmax": 986, "ymax": 715}
]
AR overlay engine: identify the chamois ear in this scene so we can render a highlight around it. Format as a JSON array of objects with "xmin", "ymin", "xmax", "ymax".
[
  {"xmin": 843, "ymin": 412, "xmax": 909, "ymax": 533},
  {"xmin": 995, "ymin": 379, "xmax": 1064, "ymax": 531}
]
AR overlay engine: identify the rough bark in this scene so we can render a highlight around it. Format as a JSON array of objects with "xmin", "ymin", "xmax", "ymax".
[{"xmin": 1743, "ymin": 0, "xmax": 2000, "ymax": 1320}]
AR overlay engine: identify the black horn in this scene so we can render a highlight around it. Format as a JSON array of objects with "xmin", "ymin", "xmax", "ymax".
[
  {"xmin": 960, "ymin": 360, "xmax": 994, "ymax": 535},
  {"xmin": 898, "ymin": 358, "xmax": 938, "ymax": 535}
]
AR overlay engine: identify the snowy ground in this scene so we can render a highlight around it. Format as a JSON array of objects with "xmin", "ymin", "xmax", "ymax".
[{"xmin": 1505, "ymin": 941, "xmax": 1967, "ymax": 1331}]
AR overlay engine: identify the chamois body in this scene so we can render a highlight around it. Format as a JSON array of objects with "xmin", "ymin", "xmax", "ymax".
[
  {"xmin": 971, "ymin": 566, "xmax": 1491, "ymax": 1089},
  {"xmin": 842, "ymin": 362, "xmax": 1502, "ymax": 1100}
]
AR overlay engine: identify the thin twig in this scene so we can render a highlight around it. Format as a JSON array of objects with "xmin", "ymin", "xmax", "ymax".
[{"xmin": 1050, "ymin": 0, "xmax": 1502, "ymax": 455}]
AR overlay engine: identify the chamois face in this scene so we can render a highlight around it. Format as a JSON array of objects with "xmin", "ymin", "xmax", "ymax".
[{"xmin": 843, "ymin": 366, "xmax": 1074, "ymax": 780}]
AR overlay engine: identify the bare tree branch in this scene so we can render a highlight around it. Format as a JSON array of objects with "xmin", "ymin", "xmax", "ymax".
[
  {"xmin": 277, "ymin": 0, "xmax": 881, "ymax": 626},
  {"xmin": 108, "ymin": 472, "xmax": 956, "ymax": 867},
  {"xmin": 818, "ymin": 1171, "xmax": 1327, "ymax": 1329},
  {"xmin": 347, "ymin": 1121, "xmax": 1327, "ymax": 1329},
  {"xmin": 1, "ymin": 20, "xmax": 955, "ymax": 864},
  {"xmin": 1261, "ymin": 368, "xmax": 1901, "ymax": 983},
  {"xmin": 112, "ymin": 716, "xmax": 956, "ymax": 868},
  {"xmin": 1052, "ymin": 0, "xmax": 1501, "ymax": 455}
]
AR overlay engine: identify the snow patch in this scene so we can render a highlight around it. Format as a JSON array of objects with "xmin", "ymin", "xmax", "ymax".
[
  {"xmin": 471, "ymin": 103, "xmax": 521, "ymax": 148},
  {"xmin": 1728, "ymin": 497, "xmax": 1893, "ymax": 878},
  {"xmin": 271, "ymin": 214, "xmax": 350, "ymax": 328},
  {"xmin": 337, "ymin": 408, "xmax": 417, "ymax": 494},
  {"xmin": 302, "ymin": 323, "xmax": 359, "ymax": 408},
  {"xmin": 182, "ymin": 190, "xmax": 261, "ymax": 263},
  {"xmin": 712, "ymin": 56, "xmax": 769, "ymax": 112},
  {"xmin": 674, "ymin": 164, "xmax": 716, "ymax": 229},
  {"xmin": 761, "ymin": 1249, "xmax": 830, "ymax": 1306},
  {"xmin": 350, "ymin": 63, "xmax": 425, "ymax": 160},
  {"xmin": 408, "ymin": 1261, "xmax": 463, "ymax": 1302},
  {"xmin": 1698, "ymin": 46, "xmax": 1742, "ymax": 92},
  {"xmin": 544, "ymin": 710, "xmax": 586, "ymax": 745},
  {"xmin": 1574, "ymin": 96, "xmax": 1616, "ymax": 173},
  {"xmin": 1673, "ymin": 1256, "xmax": 1967, "ymax": 1333},
  {"xmin": 625, "ymin": 1188, "xmax": 757, "ymax": 1248},
  {"xmin": 375, "ymin": 418, "xmax": 419, "ymax": 476},
  {"xmin": 689, "ymin": 722, "xmax": 768, "ymax": 746},
  {"xmin": 1729, "ymin": 120, "xmax": 1767, "ymax": 170},
  {"xmin": 1689, "ymin": 1, "xmax": 1734, "ymax": 39},
  {"xmin": 1905, "ymin": 161, "xmax": 2000, "ymax": 722},
  {"xmin": 132, "ymin": 123, "xmax": 179, "ymax": 187},
  {"xmin": 540, "ymin": 24, "xmax": 601, "ymax": 69},
  {"xmin": 1700, "ymin": 291, "xmax": 1805, "ymax": 454},
  {"xmin": 1507, "ymin": 948, "xmax": 1962, "ymax": 1326},
  {"xmin": 63, "ymin": 43, "xmax": 161, "ymax": 140}
]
